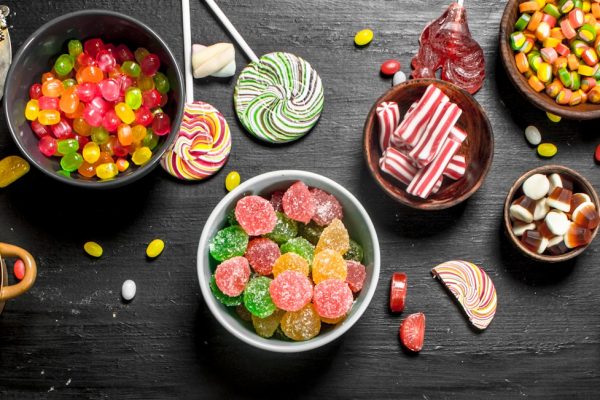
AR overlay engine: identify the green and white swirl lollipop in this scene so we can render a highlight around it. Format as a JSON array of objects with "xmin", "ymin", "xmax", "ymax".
[{"xmin": 205, "ymin": 0, "xmax": 325, "ymax": 144}]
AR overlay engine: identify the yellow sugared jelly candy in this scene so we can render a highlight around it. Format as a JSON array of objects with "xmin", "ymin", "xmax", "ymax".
[
  {"xmin": 146, "ymin": 239, "xmax": 165, "ymax": 258},
  {"xmin": 0, "ymin": 156, "xmax": 30, "ymax": 188},
  {"xmin": 321, "ymin": 314, "xmax": 347, "ymax": 325},
  {"xmin": 315, "ymin": 218, "xmax": 350, "ymax": 255},
  {"xmin": 96, "ymin": 162, "xmax": 118, "ymax": 180},
  {"xmin": 132, "ymin": 146, "xmax": 152, "ymax": 166},
  {"xmin": 225, "ymin": 171, "xmax": 241, "ymax": 192},
  {"xmin": 312, "ymin": 249, "xmax": 347, "ymax": 284},
  {"xmin": 280, "ymin": 303, "xmax": 321, "ymax": 341},
  {"xmin": 84, "ymin": 241, "xmax": 103, "ymax": 258},
  {"xmin": 537, "ymin": 143, "xmax": 558, "ymax": 158},
  {"xmin": 252, "ymin": 309, "xmax": 285, "ymax": 338},
  {"xmin": 354, "ymin": 29, "xmax": 373, "ymax": 46},
  {"xmin": 272, "ymin": 252, "xmax": 310, "ymax": 277}
]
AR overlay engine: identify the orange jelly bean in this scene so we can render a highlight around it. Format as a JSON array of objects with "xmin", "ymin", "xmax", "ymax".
[
  {"xmin": 41, "ymin": 72, "xmax": 55, "ymax": 82},
  {"xmin": 95, "ymin": 151, "xmax": 114, "ymax": 166},
  {"xmin": 64, "ymin": 102, "xmax": 84, "ymax": 119},
  {"xmin": 38, "ymin": 109, "xmax": 61, "ymax": 125},
  {"xmin": 42, "ymin": 79, "xmax": 64, "ymax": 98},
  {"xmin": 78, "ymin": 161, "xmax": 96, "ymax": 178},
  {"xmin": 131, "ymin": 125, "xmax": 147, "ymax": 142},
  {"xmin": 73, "ymin": 118, "xmax": 92, "ymax": 136},
  {"xmin": 117, "ymin": 124, "xmax": 133, "ymax": 146},
  {"xmin": 59, "ymin": 87, "xmax": 80, "ymax": 114},
  {"xmin": 78, "ymin": 66, "xmax": 104, "ymax": 83}
]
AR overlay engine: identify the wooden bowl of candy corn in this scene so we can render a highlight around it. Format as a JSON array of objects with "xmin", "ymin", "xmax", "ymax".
[
  {"xmin": 504, "ymin": 165, "xmax": 600, "ymax": 262},
  {"xmin": 363, "ymin": 78, "xmax": 494, "ymax": 210},
  {"xmin": 197, "ymin": 170, "xmax": 380, "ymax": 353},
  {"xmin": 499, "ymin": 0, "xmax": 600, "ymax": 120},
  {"xmin": 3, "ymin": 10, "xmax": 184, "ymax": 188}
]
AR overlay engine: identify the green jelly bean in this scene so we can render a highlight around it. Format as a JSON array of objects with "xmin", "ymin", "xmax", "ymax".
[
  {"xmin": 125, "ymin": 87, "xmax": 142, "ymax": 110},
  {"xmin": 68, "ymin": 39, "xmax": 83, "ymax": 57},
  {"xmin": 243, "ymin": 276, "xmax": 276, "ymax": 318},
  {"xmin": 54, "ymin": 54, "xmax": 74, "ymax": 76},
  {"xmin": 153, "ymin": 72, "xmax": 170, "ymax": 94},
  {"xmin": 264, "ymin": 212, "xmax": 298, "ymax": 244},
  {"xmin": 60, "ymin": 152, "xmax": 83, "ymax": 172},
  {"xmin": 91, "ymin": 127, "xmax": 109, "ymax": 145},
  {"xmin": 142, "ymin": 128, "xmax": 159, "ymax": 150},
  {"xmin": 57, "ymin": 138, "xmax": 79, "ymax": 155},
  {"xmin": 209, "ymin": 226, "xmax": 249, "ymax": 262},
  {"xmin": 63, "ymin": 78, "xmax": 77, "ymax": 89},
  {"xmin": 280, "ymin": 237, "xmax": 315, "ymax": 264},
  {"xmin": 122, "ymin": 60, "xmax": 141, "ymax": 78},
  {"xmin": 344, "ymin": 239, "xmax": 364, "ymax": 263},
  {"xmin": 56, "ymin": 169, "xmax": 71, "ymax": 178}
]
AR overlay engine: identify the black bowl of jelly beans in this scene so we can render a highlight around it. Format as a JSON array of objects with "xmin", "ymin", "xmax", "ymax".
[{"xmin": 4, "ymin": 10, "xmax": 184, "ymax": 188}]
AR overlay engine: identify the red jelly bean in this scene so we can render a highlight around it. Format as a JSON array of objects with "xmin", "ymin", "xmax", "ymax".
[
  {"xmin": 13, "ymin": 259, "xmax": 25, "ymax": 281},
  {"xmin": 76, "ymin": 52, "xmax": 96, "ymax": 68},
  {"xmin": 83, "ymin": 104, "xmax": 104, "ymax": 127},
  {"xmin": 140, "ymin": 53, "xmax": 160, "ymax": 76},
  {"xmin": 245, "ymin": 238, "xmax": 281, "ymax": 276},
  {"xmin": 102, "ymin": 109, "xmax": 120, "ymax": 132},
  {"xmin": 381, "ymin": 59, "xmax": 401, "ymax": 76},
  {"xmin": 151, "ymin": 112, "xmax": 171, "ymax": 136},
  {"xmin": 117, "ymin": 74, "xmax": 134, "ymax": 96},
  {"xmin": 96, "ymin": 49, "xmax": 116, "ymax": 72},
  {"xmin": 595, "ymin": 144, "xmax": 600, "ymax": 163},
  {"xmin": 74, "ymin": 134, "xmax": 90, "ymax": 149},
  {"xmin": 159, "ymin": 93, "xmax": 168, "ymax": 107},
  {"xmin": 98, "ymin": 78, "xmax": 120, "ymax": 102},
  {"xmin": 346, "ymin": 260, "xmax": 367, "ymax": 293},
  {"xmin": 51, "ymin": 119, "xmax": 73, "ymax": 139},
  {"xmin": 38, "ymin": 136, "xmax": 57, "ymax": 156},
  {"xmin": 29, "ymin": 83, "xmax": 43, "ymax": 100},
  {"xmin": 214, "ymin": 256, "xmax": 251, "ymax": 297},
  {"xmin": 115, "ymin": 44, "xmax": 134, "ymax": 64},
  {"xmin": 135, "ymin": 106, "xmax": 154, "ymax": 127},
  {"xmin": 282, "ymin": 181, "xmax": 316, "ymax": 223},
  {"xmin": 76, "ymin": 82, "xmax": 99, "ymax": 103},
  {"xmin": 310, "ymin": 188, "xmax": 343, "ymax": 226},
  {"xmin": 235, "ymin": 195, "xmax": 278, "ymax": 236},
  {"xmin": 269, "ymin": 270, "xmax": 313, "ymax": 312},
  {"xmin": 38, "ymin": 96, "xmax": 59, "ymax": 110},
  {"xmin": 313, "ymin": 279, "xmax": 354, "ymax": 319},
  {"xmin": 390, "ymin": 272, "xmax": 407, "ymax": 313},
  {"xmin": 31, "ymin": 120, "xmax": 51, "ymax": 138},
  {"xmin": 84, "ymin": 38, "xmax": 104, "ymax": 59}
]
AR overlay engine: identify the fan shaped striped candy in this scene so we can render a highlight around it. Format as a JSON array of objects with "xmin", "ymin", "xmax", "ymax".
[
  {"xmin": 431, "ymin": 260, "xmax": 497, "ymax": 330},
  {"xmin": 161, "ymin": 101, "xmax": 231, "ymax": 180},
  {"xmin": 376, "ymin": 101, "xmax": 400, "ymax": 151},
  {"xmin": 234, "ymin": 52, "xmax": 324, "ymax": 144}
]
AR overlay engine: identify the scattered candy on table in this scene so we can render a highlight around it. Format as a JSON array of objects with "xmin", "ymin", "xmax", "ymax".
[
  {"xmin": 595, "ymin": 143, "xmax": 600, "ymax": 162},
  {"xmin": 432, "ymin": 260, "xmax": 498, "ymax": 330},
  {"xmin": 525, "ymin": 125, "xmax": 542, "ymax": 145},
  {"xmin": 225, "ymin": 171, "xmax": 240, "ymax": 191},
  {"xmin": 83, "ymin": 241, "xmax": 103, "ymax": 258},
  {"xmin": 380, "ymin": 59, "xmax": 401, "ymax": 76},
  {"xmin": 192, "ymin": 43, "xmax": 236, "ymax": 79},
  {"xmin": 146, "ymin": 239, "xmax": 165, "ymax": 258},
  {"xmin": 0, "ymin": 156, "xmax": 30, "ymax": 188},
  {"xmin": 389, "ymin": 272, "xmax": 407, "ymax": 313},
  {"xmin": 546, "ymin": 112, "xmax": 562, "ymax": 122},
  {"xmin": 354, "ymin": 28, "xmax": 374, "ymax": 46},
  {"xmin": 392, "ymin": 70, "xmax": 407, "ymax": 86},
  {"xmin": 13, "ymin": 259, "xmax": 25, "ymax": 281},
  {"xmin": 399, "ymin": 312, "xmax": 425, "ymax": 353},
  {"xmin": 537, "ymin": 142, "xmax": 558, "ymax": 158},
  {"xmin": 121, "ymin": 279, "xmax": 137, "ymax": 301}
]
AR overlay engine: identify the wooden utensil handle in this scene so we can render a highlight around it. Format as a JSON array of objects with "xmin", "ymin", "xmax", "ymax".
[{"xmin": 0, "ymin": 243, "xmax": 36, "ymax": 301}]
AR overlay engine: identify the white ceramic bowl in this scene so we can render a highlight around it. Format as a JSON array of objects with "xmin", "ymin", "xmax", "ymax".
[{"xmin": 197, "ymin": 170, "xmax": 380, "ymax": 353}]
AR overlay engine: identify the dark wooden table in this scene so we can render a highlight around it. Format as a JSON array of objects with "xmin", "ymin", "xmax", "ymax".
[{"xmin": 1, "ymin": 0, "xmax": 598, "ymax": 398}]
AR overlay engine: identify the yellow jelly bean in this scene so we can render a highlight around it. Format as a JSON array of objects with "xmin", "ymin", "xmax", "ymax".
[
  {"xmin": 225, "ymin": 171, "xmax": 241, "ymax": 191},
  {"xmin": 84, "ymin": 241, "xmax": 103, "ymax": 258},
  {"xmin": 38, "ymin": 109, "xmax": 61, "ymax": 125},
  {"xmin": 537, "ymin": 143, "xmax": 557, "ymax": 158},
  {"xmin": 131, "ymin": 125, "xmax": 147, "ymax": 142},
  {"xmin": 354, "ymin": 29, "xmax": 373, "ymax": 46},
  {"xmin": 132, "ymin": 146, "xmax": 152, "ymax": 165},
  {"xmin": 0, "ymin": 156, "xmax": 30, "ymax": 188},
  {"xmin": 115, "ymin": 102, "xmax": 136, "ymax": 124},
  {"xmin": 146, "ymin": 239, "xmax": 165, "ymax": 258},
  {"xmin": 82, "ymin": 142, "xmax": 101, "ymax": 164},
  {"xmin": 96, "ymin": 162, "xmax": 118, "ymax": 180},
  {"xmin": 25, "ymin": 99, "xmax": 39, "ymax": 121}
]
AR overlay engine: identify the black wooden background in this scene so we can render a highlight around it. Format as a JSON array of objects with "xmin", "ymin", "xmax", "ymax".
[{"xmin": 0, "ymin": 0, "xmax": 598, "ymax": 398}]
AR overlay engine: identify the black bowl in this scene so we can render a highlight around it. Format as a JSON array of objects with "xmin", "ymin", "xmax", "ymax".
[{"xmin": 3, "ymin": 10, "xmax": 184, "ymax": 189}]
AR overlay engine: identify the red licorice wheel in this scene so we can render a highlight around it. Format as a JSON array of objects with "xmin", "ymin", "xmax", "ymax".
[{"xmin": 389, "ymin": 272, "xmax": 407, "ymax": 313}]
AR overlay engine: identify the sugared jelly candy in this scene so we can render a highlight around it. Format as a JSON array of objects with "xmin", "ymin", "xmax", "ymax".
[
  {"xmin": 38, "ymin": 109, "xmax": 61, "ymax": 125},
  {"xmin": 252, "ymin": 309, "xmax": 285, "ymax": 338},
  {"xmin": 243, "ymin": 276, "xmax": 276, "ymax": 318},
  {"xmin": 38, "ymin": 136, "xmax": 57, "ymax": 157},
  {"xmin": 210, "ymin": 275, "xmax": 243, "ymax": 306},
  {"xmin": 313, "ymin": 279, "xmax": 353, "ymax": 319},
  {"xmin": 227, "ymin": 208, "xmax": 238, "ymax": 226},
  {"xmin": 146, "ymin": 239, "xmax": 165, "ymax": 258},
  {"xmin": 68, "ymin": 39, "xmax": 83, "ymax": 57},
  {"xmin": 132, "ymin": 146, "xmax": 152, "ymax": 166},
  {"xmin": 265, "ymin": 212, "xmax": 298, "ymax": 244},
  {"xmin": 60, "ymin": 152, "xmax": 84, "ymax": 172},
  {"xmin": 311, "ymin": 188, "xmax": 343, "ymax": 226},
  {"xmin": 344, "ymin": 239, "xmax": 364, "ymax": 262},
  {"xmin": 215, "ymin": 256, "xmax": 251, "ymax": 297},
  {"xmin": 57, "ymin": 138, "xmax": 79, "ymax": 155},
  {"xmin": 141, "ymin": 54, "xmax": 161, "ymax": 76},
  {"xmin": 84, "ymin": 241, "xmax": 103, "ymax": 258},
  {"xmin": 115, "ymin": 102, "xmax": 136, "ymax": 124},
  {"xmin": 270, "ymin": 270, "xmax": 313, "ymax": 312},
  {"xmin": 235, "ymin": 195, "xmax": 277, "ymax": 236},
  {"xmin": 209, "ymin": 226, "xmax": 249, "ymax": 262},
  {"xmin": 122, "ymin": 60, "xmax": 141, "ymax": 77},
  {"xmin": 0, "ymin": 156, "xmax": 30, "ymax": 188},
  {"xmin": 54, "ymin": 54, "xmax": 74, "ymax": 76},
  {"xmin": 272, "ymin": 252, "xmax": 310, "ymax": 277},
  {"xmin": 125, "ymin": 87, "xmax": 143, "ymax": 110},
  {"xmin": 25, "ymin": 99, "xmax": 39, "ymax": 121},
  {"xmin": 315, "ymin": 219, "xmax": 350, "ymax": 256},
  {"xmin": 312, "ymin": 249, "xmax": 347, "ymax": 284},
  {"xmin": 96, "ymin": 162, "xmax": 118, "ymax": 180},
  {"xmin": 225, "ymin": 171, "xmax": 241, "ymax": 192},
  {"xmin": 270, "ymin": 191, "xmax": 284, "ymax": 212},
  {"xmin": 354, "ymin": 29, "xmax": 374, "ymax": 46},
  {"xmin": 280, "ymin": 303, "xmax": 321, "ymax": 341},
  {"xmin": 299, "ymin": 221, "xmax": 324, "ymax": 245},
  {"xmin": 346, "ymin": 260, "xmax": 367, "ymax": 293},
  {"xmin": 151, "ymin": 112, "xmax": 171, "ymax": 136},
  {"xmin": 283, "ymin": 181, "xmax": 316, "ymax": 223},
  {"xmin": 13, "ymin": 259, "xmax": 25, "ymax": 280},
  {"xmin": 236, "ymin": 304, "xmax": 253, "ymax": 321},
  {"xmin": 153, "ymin": 72, "xmax": 170, "ymax": 93},
  {"xmin": 280, "ymin": 237, "xmax": 315, "ymax": 264},
  {"xmin": 245, "ymin": 238, "xmax": 280, "ymax": 276},
  {"xmin": 83, "ymin": 142, "xmax": 101, "ymax": 163}
]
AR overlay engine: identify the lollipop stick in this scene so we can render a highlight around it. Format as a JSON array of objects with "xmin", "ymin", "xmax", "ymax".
[
  {"xmin": 204, "ymin": 0, "xmax": 259, "ymax": 62},
  {"xmin": 182, "ymin": 0, "xmax": 194, "ymax": 103},
  {"xmin": 458, "ymin": 0, "xmax": 464, "ymax": 6}
]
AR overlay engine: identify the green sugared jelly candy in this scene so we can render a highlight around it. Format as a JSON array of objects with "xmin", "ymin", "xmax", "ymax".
[
  {"xmin": 264, "ymin": 212, "xmax": 298, "ymax": 244},
  {"xmin": 298, "ymin": 221, "xmax": 324, "ymax": 245},
  {"xmin": 243, "ymin": 276, "xmax": 276, "ymax": 318},
  {"xmin": 344, "ymin": 239, "xmax": 364, "ymax": 263},
  {"xmin": 210, "ymin": 275, "xmax": 242, "ymax": 306},
  {"xmin": 209, "ymin": 226, "xmax": 248, "ymax": 262},
  {"xmin": 280, "ymin": 237, "xmax": 315, "ymax": 264}
]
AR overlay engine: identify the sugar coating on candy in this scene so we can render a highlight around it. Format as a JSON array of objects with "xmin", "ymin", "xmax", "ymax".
[
  {"xmin": 310, "ymin": 188, "xmax": 343, "ymax": 226},
  {"xmin": 235, "ymin": 195, "xmax": 277, "ymax": 236},
  {"xmin": 315, "ymin": 219, "xmax": 350, "ymax": 256},
  {"xmin": 312, "ymin": 249, "xmax": 347, "ymax": 284},
  {"xmin": 226, "ymin": 208, "xmax": 239, "ymax": 226},
  {"xmin": 280, "ymin": 303, "xmax": 322, "ymax": 341},
  {"xmin": 214, "ymin": 256, "xmax": 251, "ymax": 297},
  {"xmin": 245, "ymin": 238, "xmax": 280, "ymax": 276},
  {"xmin": 299, "ymin": 221, "xmax": 324, "ymax": 245},
  {"xmin": 252, "ymin": 309, "xmax": 286, "ymax": 338},
  {"xmin": 264, "ymin": 211, "xmax": 298, "ymax": 244},
  {"xmin": 344, "ymin": 239, "xmax": 364, "ymax": 263},
  {"xmin": 243, "ymin": 277, "xmax": 276, "ymax": 318},
  {"xmin": 270, "ymin": 191, "xmax": 285, "ymax": 212},
  {"xmin": 321, "ymin": 315, "xmax": 347, "ymax": 325},
  {"xmin": 209, "ymin": 226, "xmax": 249, "ymax": 262},
  {"xmin": 345, "ymin": 260, "xmax": 367, "ymax": 293},
  {"xmin": 280, "ymin": 237, "xmax": 315, "ymax": 264},
  {"xmin": 210, "ymin": 275, "xmax": 243, "ymax": 306},
  {"xmin": 269, "ymin": 270, "xmax": 314, "ymax": 312},
  {"xmin": 272, "ymin": 252, "xmax": 310, "ymax": 277},
  {"xmin": 282, "ymin": 181, "xmax": 316, "ymax": 223},
  {"xmin": 313, "ymin": 279, "xmax": 354, "ymax": 319}
]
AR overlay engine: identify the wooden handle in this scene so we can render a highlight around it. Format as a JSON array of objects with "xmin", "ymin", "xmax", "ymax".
[{"xmin": 0, "ymin": 243, "xmax": 36, "ymax": 301}]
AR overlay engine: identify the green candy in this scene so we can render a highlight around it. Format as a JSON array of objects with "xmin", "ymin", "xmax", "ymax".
[
  {"xmin": 122, "ymin": 60, "xmax": 141, "ymax": 78},
  {"xmin": 60, "ymin": 152, "xmax": 83, "ymax": 172},
  {"xmin": 125, "ymin": 87, "xmax": 142, "ymax": 110},
  {"xmin": 210, "ymin": 275, "xmax": 242, "ymax": 306},
  {"xmin": 56, "ymin": 170, "xmax": 71, "ymax": 178},
  {"xmin": 243, "ymin": 277, "xmax": 276, "ymax": 318},
  {"xmin": 298, "ymin": 221, "xmax": 324, "ymax": 245},
  {"xmin": 57, "ymin": 138, "xmax": 79, "ymax": 155},
  {"xmin": 91, "ymin": 127, "xmax": 109, "ymax": 145},
  {"xmin": 264, "ymin": 212, "xmax": 298, "ymax": 244},
  {"xmin": 63, "ymin": 78, "xmax": 77, "ymax": 89},
  {"xmin": 54, "ymin": 54, "xmax": 74, "ymax": 76},
  {"xmin": 153, "ymin": 72, "xmax": 170, "ymax": 94},
  {"xmin": 226, "ymin": 208, "xmax": 239, "ymax": 226},
  {"xmin": 280, "ymin": 237, "xmax": 315, "ymax": 264},
  {"xmin": 514, "ymin": 14, "xmax": 531, "ymax": 31},
  {"xmin": 68, "ymin": 40, "xmax": 83, "ymax": 57},
  {"xmin": 209, "ymin": 226, "xmax": 249, "ymax": 262},
  {"xmin": 543, "ymin": 4, "xmax": 561, "ymax": 19},
  {"xmin": 344, "ymin": 239, "xmax": 364, "ymax": 263},
  {"xmin": 142, "ymin": 128, "xmax": 159, "ymax": 150}
]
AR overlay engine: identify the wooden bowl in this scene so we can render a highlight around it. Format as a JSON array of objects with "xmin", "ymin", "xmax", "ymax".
[
  {"xmin": 363, "ymin": 78, "xmax": 494, "ymax": 210},
  {"xmin": 503, "ymin": 165, "xmax": 600, "ymax": 263},
  {"xmin": 499, "ymin": 0, "xmax": 600, "ymax": 120}
]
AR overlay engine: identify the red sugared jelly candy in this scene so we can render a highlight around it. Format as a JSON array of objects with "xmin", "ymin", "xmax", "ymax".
[
  {"xmin": 345, "ymin": 260, "xmax": 366, "ymax": 293},
  {"xmin": 214, "ymin": 256, "xmax": 251, "ymax": 297},
  {"xmin": 245, "ymin": 238, "xmax": 281, "ymax": 276},
  {"xmin": 235, "ymin": 195, "xmax": 277, "ymax": 236},
  {"xmin": 270, "ymin": 191, "xmax": 285, "ymax": 212},
  {"xmin": 269, "ymin": 270, "xmax": 313, "ymax": 312},
  {"xmin": 311, "ymin": 188, "xmax": 343, "ymax": 226},
  {"xmin": 282, "ymin": 181, "xmax": 316, "ymax": 224},
  {"xmin": 313, "ymin": 279, "xmax": 353, "ymax": 319}
]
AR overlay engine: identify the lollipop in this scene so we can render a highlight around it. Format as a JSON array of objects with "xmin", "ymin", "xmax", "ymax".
[
  {"xmin": 161, "ymin": 0, "xmax": 231, "ymax": 180},
  {"xmin": 205, "ymin": 0, "xmax": 324, "ymax": 144}
]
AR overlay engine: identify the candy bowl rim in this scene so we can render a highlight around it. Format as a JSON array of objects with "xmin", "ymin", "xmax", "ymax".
[
  {"xmin": 362, "ymin": 78, "xmax": 494, "ymax": 211},
  {"xmin": 503, "ymin": 164, "xmax": 600, "ymax": 263},
  {"xmin": 499, "ymin": 0, "xmax": 600, "ymax": 121},
  {"xmin": 3, "ymin": 9, "xmax": 184, "ymax": 189},
  {"xmin": 196, "ymin": 170, "xmax": 381, "ymax": 353}
]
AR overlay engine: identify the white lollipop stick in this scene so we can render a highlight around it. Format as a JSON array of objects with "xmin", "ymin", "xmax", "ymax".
[
  {"xmin": 204, "ymin": 0, "xmax": 259, "ymax": 62},
  {"xmin": 458, "ymin": 0, "xmax": 464, "ymax": 6},
  {"xmin": 182, "ymin": 0, "xmax": 194, "ymax": 103}
]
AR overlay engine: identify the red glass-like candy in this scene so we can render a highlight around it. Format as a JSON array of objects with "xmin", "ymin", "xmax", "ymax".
[
  {"xmin": 381, "ymin": 59, "xmax": 401, "ymax": 76},
  {"xmin": 140, "ymin": 54, "xmax": 161, "ymax": 76},
  {"xmin": 84, "ymin": 38, "xmax": 104, "ymax": 59},
  {"xmin": 390, "ymin": 272, "xmax": 407, "ymax": 312},
  {"xmin": 152, "ymin": 112, "xmax": 171, "ymax": 136},
  {"xmin": 142, "ymin": 89, "xmax": 161, "ymax": 109},
  {"xmin": 38, "ymin": 136, "xmax": 57, "ymax": 156},
  {"xmin": 29, "ymin": 83, "xmax": 42, "ymax": 100}
]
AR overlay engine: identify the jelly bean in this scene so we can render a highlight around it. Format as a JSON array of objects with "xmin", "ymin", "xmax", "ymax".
[
  {"xmin": 68, "ymin": 39, "xmax": 83, "ymax": 57},
  {"xmin": 51, "ymin": 120, "xmax": 73, "ymax": 139},
  {"xmin": 59, "ymin": 88, "xmax": 80, "ymax": 114},
  {"xmin": 117, "ymin": 124, "xmax": 133, "ymax": 146},
  {"xmin": 76, "ymin": 82, "xmax": 99, "ymax": 103},
  {"xmin": 38, "ymin": 110, "xmax": 61, "ymax": 125},
  {"xmin": 380, "ymin": 59, "xmax": 401, "ymax": 76},
  {"xmin": 134, "ymin": 47, "xmax": 150, "ymax": 64},
  {"xmin": 135, "ymin": 106, "xmax": 154, "ymax": 127},
  {"xmin": 121, "ymin": 279, "xmax": 136, "ymax": 301},
  {"xmin": 225, "ymin": 171, "xmax": 241, "ymax": 191},
  {"xmin": 83, "ymin": 142, "xmax": 101, "ymax": 164},
  {"xmin": 29, "ymin": 83, "xmax": 42, "ymax": 99},
  {"xmin": 525, "ymin": 125, "xmax": 542, "ymax": 145},
  {"xmin": 153, "ymin": 72, "xmax": 170, "ymax": 94},
  {"xmin": 122, "ymin": 60, "xmax": 141, "ymax": 77},
  {"xmin": 38, "ymin": 96, "xmax": 59, "ymax": 110},
  {"xmin": 140, "ymin": 54, "xmax": 160, "ymax": 76},
  {"xmin": 96, "ymin": 49, "xmax": 116, "ymax": 72},
  {"xmin": 125, "ymin": 87, "xmax": 142, "ymax": 110},
  {"xmin": 38, "ymin": 136, "xmax": 57, "ymax": 157},
  {"xmin": 159, "ymin": 93, "xmax": 168, "ymax": 107},
  {"xmin": 60, "ymin": 152, "xmax": 83, "ymax": 172},
  {"xmin": 354, "ymin": 29, "xmax": 373, "ymax": 46},
  {"xmin": 142, "ymin": 89, "xmax": 161, "ymax": 108},
  {"xmin": 131, "ymin": 125, "xmax": 147, "ymax": 143},
  {"xmin": 537, "ymin": 142, "xmax": 558, "ymax": 158},
  {"xmin": 146, "ymin": 239, "xmax": 165, "ymax": 258},
  {"xmin": 78, "ymin": 66, "xmax": 104, "ymax": 84},
  {"xmin": 0, "ymin": 156, "xmax": 30, "ymax": 188},
  {"xmin": 115, "ymin": 44, "xmax": 134, "ymax": 64},
  {"xmin": 78, "ymin": 161, "xmax": 96, "ymax": 178},
  {"xmin": 98, "ymin": 78, "xmax": 120, "ymax": 101},
  {"xmin": 73, "ymin": 118, "xmax": 92, "ymax": 136},
  {"xmin": 132, "ymin": 146, "xmax": 152, "ymax": 165},
  {"xmin": 115, "ymin": 102, "xmax": 136, "ymax": 124},
  {"xmin": 83, "ymin": 104, "xmax": 104, "ymax": 127},
  {"xmin": 91, "ymin": 126, "xmax": 110, "ymax": 144},
  {"xmin": 96, "ymin": 162, "xmax": 118, "ymax": 180},
  {"xmin": 41, "ymin": 72, "xmax": 55, "ymax": 82},
  {"xmin": 54, "ymin": 54, "xmax": 74, "ymax": 76},
  {"xmin": 392, "ymin": 70, "xmax": 407, "ymax": 86},
  {"xmin": 76, "ymin": 52, "xmax": 96, "ymax": 69},
  {"xmin": 116, "ymin": 158, "xmax": 130, "ymax": 172},
  {"xmin": 24, "ymin": 99, "xmax": 39, "ymax": 121},
  {"xmin": 84, "ymin": 241, "xmax": 103, "ymax": 257},
  {"xmin": 62, "ymin": 78, "xmax": 77, "ymax": 90},
  {"xmin": 13, "ymin": 259, "xmax": 25, "ymax": 281},
  {"xmin": 151, "ymin": 112, "xmax": 171, "ymax": 135},
  {"xmin": 102, "ymin": 109, "xmax": 120, "ymax": 132},
  {"xmin": 31, "ymin": 120, "xmax": 51, "ymax": 138},
  {"xmin": 137, "ymin": 75, "xmax": 155, "ymax": 91},
  {"xmin": 42, "ymin": 79, "xmax": 63, "ymax": 98},
  {"xmin": 142, "ymin": 128, "xmax": 159, "ymax": 150},
  {"xmin": 57, "ymin": 138, "xmax": 79, "ymax": 155},
  {"xmin": 84, "ymin": 38, "xmax": 104, "ymax": 59}
]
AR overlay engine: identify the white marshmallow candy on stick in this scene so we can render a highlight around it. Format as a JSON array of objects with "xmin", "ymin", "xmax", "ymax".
[{"xmin": 376, "ymin": 101, "xmax": 400, "ymax": 151}]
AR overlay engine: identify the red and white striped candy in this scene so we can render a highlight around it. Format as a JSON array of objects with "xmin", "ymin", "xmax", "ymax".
[
  {"xmin": 444, "ymin": 155, "xmax": 466, "ymax": 180},
  {"xmin": 376, "ymin": 101, "xmax": 400, "ymax": 151},
  {"xmin": 379, "ymin": 147, "xmax": 417, "ymax": 185}
]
